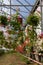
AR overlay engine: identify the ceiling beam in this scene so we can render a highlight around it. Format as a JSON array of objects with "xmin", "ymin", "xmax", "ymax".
[
  {"xmin": 30, "ymin": 0, "xmax": 40, "ymax": 14},
  {"xmin": 0, "ymin": 5, "xmax": 34, "ymax": 6}
]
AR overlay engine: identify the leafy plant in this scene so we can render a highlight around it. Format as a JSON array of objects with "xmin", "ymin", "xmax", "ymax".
[
  {"xmin": 0, "ymin": 15, "xmax": 8, "ymax": 26},
  {"xmin": 10, "ymin": 21, "xmax": 21, "ymax": 31},
  {"xmin": 27, "ymin": 14, "xmax": 40, "ymax": 26},
  {"xmin": 0, "ymin": 49, "xmax": 5, "ymax": 56}
]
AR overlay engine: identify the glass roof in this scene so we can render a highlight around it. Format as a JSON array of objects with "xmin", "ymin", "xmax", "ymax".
[{"xmin": 0, "ymin": 0, "xmax": 37, "ymax": 19}]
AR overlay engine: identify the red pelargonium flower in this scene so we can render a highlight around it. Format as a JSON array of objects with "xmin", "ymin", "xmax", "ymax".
[{"xmin": 39, "ymin": 32, "xmax": 43, "ymax": 38}]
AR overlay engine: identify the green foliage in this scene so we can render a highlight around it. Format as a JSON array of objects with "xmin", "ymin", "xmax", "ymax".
[
  {"xmin": 0, "ymin": 49, "xmax": 5, "ymax": 56},
  {"xmin": 0, "ymin": 15, "xmax": 8, "ymax": 26},
  {"xmin": 41, "ymin": 42, "xmax": 43, "ymax": 49},
  {"xmin": 10, "ymin": 21, "xmax": 21, "ymax": 30},
  {"xmin": 18, "ymin": 31, "xmax": 24, "ymax": 44},
  {"xmin": 26, "ymin": 25, "xmax": 37, "ymax": 47},
  {"xmin": 27, "ymin": 14, "xmax": 40, "ymax": 26},
  {"xmin": 0, "ymin": 11, "xmax": 23, "ymax": 50},
  {"xmin": 0, "ymin": 31, "xmax": 4, "ymax": 38},
  {"xmin": 0, "ymin": 31, "xmax": 5, "ymax": 45},
  {"xmin": 26, "ymin": 60, "xmax": 31, "ymax": 64},
  {"xmin": 25, "ymin": 14, "xmax": 40, "ymax": 52},
  {"xmin": 10, "ymin": 10, "xmax": 21, "ymax": 31},
  {"xmin": 12, "ymin": 41, "xmax": 17, "ymax": 49},
  {"xmin": 7, "ymin": 30, "xmax": 15, "ymax": 34}
]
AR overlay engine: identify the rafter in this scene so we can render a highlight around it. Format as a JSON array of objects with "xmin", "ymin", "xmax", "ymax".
[{"xmin": 30, "ymin": 0, "xmax": 40, "ymax": 13}]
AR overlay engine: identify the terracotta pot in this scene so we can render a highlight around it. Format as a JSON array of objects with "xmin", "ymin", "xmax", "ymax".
[{"xmin": 16, "ymin": 45, "xmax": 24, "ymax": 53}]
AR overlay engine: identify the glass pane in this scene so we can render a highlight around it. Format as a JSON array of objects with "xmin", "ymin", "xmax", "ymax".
[
  {"xmin": 26, "ymin": 0, "xmax": 36, "ymax": 5},
  {"xmin": 2, "ymin": 7, "xmax": 10, "ymax": 15},
  {"xmin": 11, "ymin": 0, "xmax": 21, "ymax": 5},
  {"xmin": 11, "ymin": 9, "xmax": 16, "ymax": 15},
  {"xmin": 26, "ymin": 6, "xmax": 32, "ymax": 11},
  {"xmin": 2, "ymin": 0, "xmax": 10, "ymax": 5},
  {"xmin": 11, "ymin": 0, "xmax": 36, "ymax": 5},
  {"xmin": 0, "ymin": 0, "xmax": 37, "ymax": 19}
]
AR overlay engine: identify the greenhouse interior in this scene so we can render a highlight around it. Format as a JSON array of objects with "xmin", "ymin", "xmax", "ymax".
[{"xmin": 0, "ymin": 0, "xmax": 43, "ymax": 65}]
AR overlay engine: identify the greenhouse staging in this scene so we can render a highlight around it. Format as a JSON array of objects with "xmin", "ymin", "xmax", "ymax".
[{"xmin": 0, "ymin": 0, "xmax": 43, "ymax": 65}]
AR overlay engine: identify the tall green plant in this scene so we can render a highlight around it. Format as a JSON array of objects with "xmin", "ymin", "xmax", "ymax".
[{"xmin": 26, "ymin": 13, "xmax": 40, "ymax": 50}]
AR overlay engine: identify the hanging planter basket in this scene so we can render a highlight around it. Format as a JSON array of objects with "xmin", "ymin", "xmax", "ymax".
[{"xmin": 26, "ymin": 14, "xmax": 40, "ymax": 26}]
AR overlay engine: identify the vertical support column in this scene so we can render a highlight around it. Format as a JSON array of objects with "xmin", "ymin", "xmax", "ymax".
[
  {"xmin": 40, "ymin": 0, "xmax": 43, "ymax": 32},
  {"xmin": 0, "ymin": 0, "xmax": 3, "ymax": 14},
  {"xmin": 10, "ymin": 0, "xmax": 11, "ymax": 16},
  {"xmin": 1, "ymin": 0, "xmax": 2, "ymax": 11}
]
